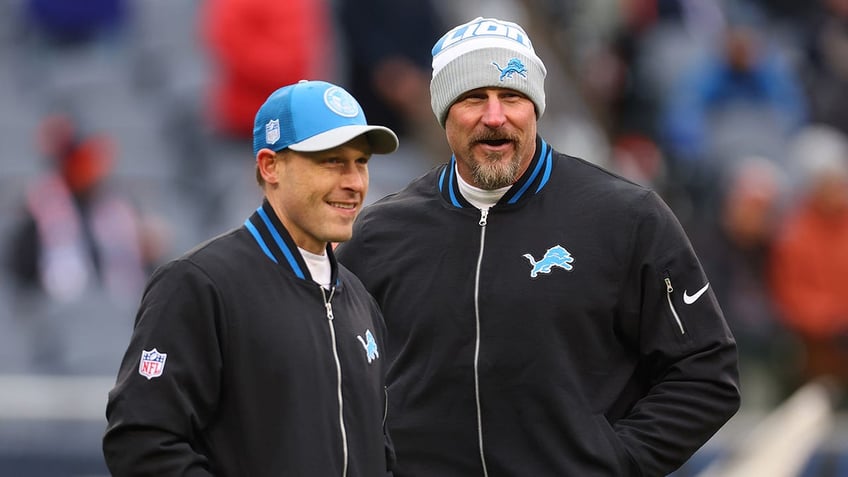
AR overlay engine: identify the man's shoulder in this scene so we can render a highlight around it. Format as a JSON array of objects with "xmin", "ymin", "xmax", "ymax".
[
  {"xmin": 554, "ymin": 151, "xmax": 646, "ymax": 188},
  {"xmin": 363, "ymin": 169, "xmax": 440, "ymax": 213},
  {"xmin": 184, "ymin": 227, "xmax": 245, "ymax": 256},
  {"xmin": 551, "ymin": 151, "xmax": 654, "ymax": 202},
  {"xmin": 158, "ymin": 228, "xmax": 254, "ymax": 277}
]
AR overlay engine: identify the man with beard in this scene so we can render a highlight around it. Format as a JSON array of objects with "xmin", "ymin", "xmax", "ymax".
[{"xmin": 336, "ymin": 17, "xmax": 740, "ymax": 477}]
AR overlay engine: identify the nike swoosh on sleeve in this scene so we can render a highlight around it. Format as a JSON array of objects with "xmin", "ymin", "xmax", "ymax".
[{"xmin": 683, "ymin": 283, "xmax": 710, "ymax": 305}]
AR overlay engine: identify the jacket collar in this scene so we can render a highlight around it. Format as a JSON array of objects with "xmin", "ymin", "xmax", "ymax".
[
  {"xmin": 437, "ymin": 135, "xmax": 553, "ymax": 208},
  {"xmin": 243, "ymin": 199, "xmax": 339, "ymax": 285}
]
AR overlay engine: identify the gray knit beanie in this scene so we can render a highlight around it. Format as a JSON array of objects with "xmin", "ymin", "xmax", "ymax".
[{"xmin": 430, "ymin": 17, "xmax": 547, "ymax": 127}]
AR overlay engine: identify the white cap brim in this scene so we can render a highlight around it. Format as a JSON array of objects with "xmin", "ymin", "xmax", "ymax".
[{"xmin": 288, "ymin": 125, "xmax": 399, "ymax": 154}]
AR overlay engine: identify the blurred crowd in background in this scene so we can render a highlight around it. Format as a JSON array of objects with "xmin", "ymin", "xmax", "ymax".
[{"xmin": 1, "ymin": 0, "xmax": 848, "ymax": 474}]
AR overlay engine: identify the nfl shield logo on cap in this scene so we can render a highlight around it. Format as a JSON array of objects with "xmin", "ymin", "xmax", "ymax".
[{"xmin": 265, "ymin": 119, "xmax": 281, "ymax": 146}]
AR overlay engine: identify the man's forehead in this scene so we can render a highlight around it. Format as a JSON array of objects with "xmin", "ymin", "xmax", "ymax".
[
  {"xmin": 291, "ymin": 135, "xmax": 373, "ymax": 158},
  {"xmin": 460, "ymin": 86, "xmax": 528, "ymax": 97}
]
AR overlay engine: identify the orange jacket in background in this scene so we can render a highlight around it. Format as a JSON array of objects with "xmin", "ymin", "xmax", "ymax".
[{"xmin": 770, "ymin": 203, "xmax": 848, "ymax": 338}]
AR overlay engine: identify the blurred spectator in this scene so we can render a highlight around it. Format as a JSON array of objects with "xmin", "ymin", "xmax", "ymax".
[
  {"xmin": 748, "ymin": 0, "xmax": 810, "ymax": 23},
  {"xmin": 609, "ymin": 132, "xmax": 667, "ymax": 187},
  {"xmin": 799, "ymin": 0, "xmax": 848, "ymax": 136},
  {"xmin": 659, "ymin": 3, "xmax": 807, "ymax": 218},
  {"xmin": 692, "ymin": 155, "xmax": 796, "ymax": 407},
  {"xmin": 23, "ymin": 0, "xmax": 127, "ymax": 46},
  {"xmin": 336, "ymin": 0, "xmax": 448, "ymax": 155},
  {"xmin": 769, "ymin": 125, "xmax": 848, "ymax": 395},
  {"xmin": 188, "ymin": 0, "xmax": 338, "ymax": 234},
  {"xmin": 200, "ymin": 0, "xmax": 335, "ymax": 139},
  {"xmin": 334, "ymin": 0, "xmax": 451, "ymax": 204},
  {"xmin": 555, "ymin": 0, "xmax": 664, "ymax": 138},
  {"xmin": 13, "ymin": 0, "xmax": 134, "ymax": 112},
  {"xmin": 3, "ymin": 112, "xmax": 168, "ymax": 374},
  {"xmin": 5, "ymin": 112, "xmax": 164, "ymax": 306}
]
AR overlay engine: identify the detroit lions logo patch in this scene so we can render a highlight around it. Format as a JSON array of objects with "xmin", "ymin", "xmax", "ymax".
[
  {"xmin": 357, "ymin": 329, "xmax": 379, "ymax": 364},
  {"xmin": 492, "ymin": 58, "xmax": 528, "ymax": 81},
  {"xmin": 523, "ymin": 245, "xmax": 574, "ymax": 278},
  {"xmin": 324, "ymin": 86, "xmax": 359, "ymax": 117}
]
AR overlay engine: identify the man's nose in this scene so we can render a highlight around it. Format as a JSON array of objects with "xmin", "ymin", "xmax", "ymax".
[
  {"xmin": 481, "ymin": 98, "xmax": 507, "ymax": 128},
  {"xmin": 340, "ymin": 164, "xmax": 367, "ymax": 191}
]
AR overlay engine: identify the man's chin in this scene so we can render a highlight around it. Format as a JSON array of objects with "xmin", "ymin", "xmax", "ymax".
[
  {"xmin": 473, "ymin": 164, "xmax": 520, "ymax": 189},
  {"xmin": 326, "ymin": 232, "xmax": 353, "ymax": 246}
]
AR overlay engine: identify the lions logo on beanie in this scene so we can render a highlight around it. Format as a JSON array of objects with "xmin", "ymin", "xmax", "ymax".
[{"xmin": 430, "ymin": 17, "xmax": 547, "ymax": 127}]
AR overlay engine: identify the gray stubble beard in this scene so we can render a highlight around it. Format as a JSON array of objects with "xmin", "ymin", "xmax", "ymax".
[{"xmin": 471, "ymin": 152, "xmax": 522, "ymax": 190}]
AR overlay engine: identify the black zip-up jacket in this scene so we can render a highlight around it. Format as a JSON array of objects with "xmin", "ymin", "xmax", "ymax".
[
  {"xmin": 336, "ymin": 137, "xmax": 740, "ymax": 477},
  {"xmin": 103, "ymin": 200, "xmax": 393, "ymax": 476}
]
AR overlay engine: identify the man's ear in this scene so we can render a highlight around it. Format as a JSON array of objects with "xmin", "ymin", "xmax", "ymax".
[{"xmin": 256, "ymin": 148, "xmax": 280, "ymax": 185}]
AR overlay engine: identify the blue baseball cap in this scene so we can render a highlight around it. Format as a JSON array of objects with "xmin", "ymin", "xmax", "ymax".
[{"xmin": 252, "ymin": 80, "xmax": 399, "ymax": 156}]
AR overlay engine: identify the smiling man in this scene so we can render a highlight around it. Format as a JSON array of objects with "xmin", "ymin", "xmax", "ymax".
[
  {"xmin": 103, "ymin": 80, "xmax": 399, "ymax": 476},
  {"xmin": 336, "ymin": 17, "xmax": 740, "ymax": 477}
]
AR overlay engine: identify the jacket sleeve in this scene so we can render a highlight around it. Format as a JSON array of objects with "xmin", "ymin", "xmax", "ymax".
[
  {"xmin": 103, "ymin": 259, "xmax": 224, "ymax": 476},
  {"xmin": 615, "ymin": 191, "xmax": 741, "ymax": 476}
]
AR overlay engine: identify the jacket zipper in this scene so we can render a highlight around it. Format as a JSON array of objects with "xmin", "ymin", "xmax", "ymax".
[
  {"xmin": 663, "ymin": 275, "xmax": 686, "ymax": 335},
  {"xmin": 383, "ymin": 386, "xmax": 389, "ymax": 427},
  {"xmin": 322, "ymin": 286, "xmax": 349, "ymax": 477},
  {"xmin": 474, "ymin": 208, "xmax": 490, "ymax": 476}
]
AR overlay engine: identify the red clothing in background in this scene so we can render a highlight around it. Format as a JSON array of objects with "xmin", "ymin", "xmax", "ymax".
[{"xmin": 201, "ymin": 0, "xmax": 333, "ymax": 137}]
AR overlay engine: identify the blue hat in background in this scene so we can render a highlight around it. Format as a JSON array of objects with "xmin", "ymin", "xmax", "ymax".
[{"xmin": 252, "ymin": 80, "xmax": 399, "ymax": 156}]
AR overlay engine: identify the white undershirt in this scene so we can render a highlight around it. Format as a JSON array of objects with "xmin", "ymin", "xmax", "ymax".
[
  {"xmin": 299, "ymin": 247, "xmax": 332, "ymax": 289},
  {"xmin": 455, "ymin": 165, "xmax": 511, "ymax": 209}
]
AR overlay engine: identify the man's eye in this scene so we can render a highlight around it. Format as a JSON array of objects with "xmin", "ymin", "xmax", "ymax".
[{"xmin": 458, "ymin": 94, "xmax": 484, "ymax": 102}]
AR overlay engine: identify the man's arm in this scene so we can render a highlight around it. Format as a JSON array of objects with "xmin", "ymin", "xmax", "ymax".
[
  {"xmin": 103, "ymin": 260, "xmax": 223, "ymax": 476},
  {"xmin": 615, "ymin": 192, "xmax": 741, "ymax": 476}
]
